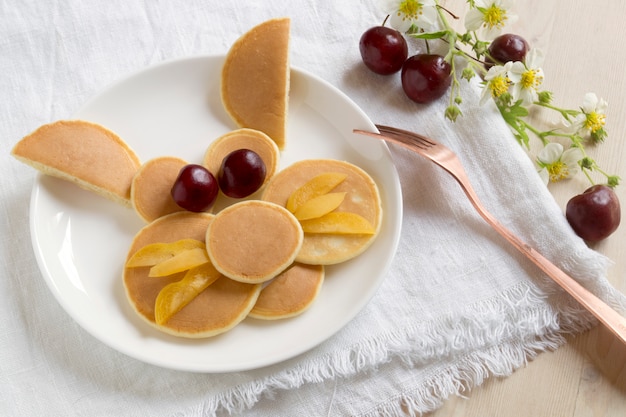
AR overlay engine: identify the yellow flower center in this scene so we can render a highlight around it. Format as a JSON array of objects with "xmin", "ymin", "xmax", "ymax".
[
  {"xmin": 584, "ymin": 111, "xmax": 606, "ymax": 133},
  {"xmin": 520, "ymin": 69, "xmax": 542, "ymax": 89},
  {"xmin": 489, "ymin": 75, "xmax": 510, "ymax": 98},
  {"xmin": 483, "ymin": 5, "xmax": 507, "ymax": 29},
  {"xmin": 397, "ymin": 0, "xmax": 423, "ymax": 21},
  {"xmin": 547, "ymin": 161, "xmax": 569, "ymax": 182}
]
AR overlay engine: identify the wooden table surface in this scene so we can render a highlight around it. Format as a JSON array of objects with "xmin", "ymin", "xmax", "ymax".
[{"xmin": 426, "ymin": 1, "xmax": 626, "ymax": 416}]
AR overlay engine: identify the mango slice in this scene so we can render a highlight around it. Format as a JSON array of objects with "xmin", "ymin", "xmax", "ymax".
[
  {"xmin": 300, "ymin": 212, "xmax": 376, "ymax": 235},
  {"xmin": 286, "ymin": 172, "xmax": 347, "ymax": 213},
  {"xmin": 293, "ymin": 192, "xmax": 346, "ymax": 220},
  {"xmin": 126, "ymin": 239, "xmax": 205, "ymax": 267},
  {"xmin": 154, "ymin": 262, "xmax": 221, "ymax": 325},
  {"xmin": 149, "ymin": 247, "xmax": 211, "ymax": 277}
]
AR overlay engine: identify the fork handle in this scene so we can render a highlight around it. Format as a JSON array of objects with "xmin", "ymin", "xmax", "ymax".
[{"xmin": 466, "ymin": 189, "xmax": 626, "ymax": 345}]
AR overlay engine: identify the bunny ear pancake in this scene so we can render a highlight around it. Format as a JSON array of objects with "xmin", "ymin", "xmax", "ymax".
[
  {"xmin": 220, "ymin": 17, "xmax": 290, "ymax": 150},
  {"xmin": 11, "ymin": 120, "xmax": 141, "ymax": 207}
]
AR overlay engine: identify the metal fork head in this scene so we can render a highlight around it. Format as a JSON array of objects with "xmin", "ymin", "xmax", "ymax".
[
  {"xmin": 354, "ymin": 124, "xmax": 465, "ymax": 184},
  {"xmin": 375, "ymin": 124, "xmax": 437, "ymax": 151}
]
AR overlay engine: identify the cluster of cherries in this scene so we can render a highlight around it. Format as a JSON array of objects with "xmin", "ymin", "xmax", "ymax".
[
  {"xmin": 359, "ymin": 25, "xmax": 450, "ymax": 103},
  {"xmin": 171, "ymin": 149, "xmax": 266, "ymax": 212},
  {"xmin": 359, "ymin": 25, "xmax": 620, "ymax": 242},
  {"xmin": 359, "ymin": 25, "xmax": 530, "ymax": 103}
]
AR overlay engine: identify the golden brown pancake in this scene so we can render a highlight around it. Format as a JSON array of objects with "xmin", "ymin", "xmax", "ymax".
[
  {"xmin": 206, "ymin": 200, "xmax": 303, "ymax": 284},
  {"xmin": 131, "ymin": 156, "xmax": 188, "ymax": 222},
  {"xmin": 11, "ymin": 120, "xmax": 141, "ymax": 206},
  {"xmin": 123, "ymin": 211, "xmax": 261, "ymax": 338},
  {"xmin": 203, "ymin": 128, "xmax": 280, "ymax": 188},
  {"xmin": 221, "ymin": 18, "xmax": 290, "ymax": 149},
  {"xmin": 249, "ymin": 263, "xmax": 324, "ymax": 320},
  {"xmin": 262, "ymin": 159, "xmax": 382, "ymax": 265}
]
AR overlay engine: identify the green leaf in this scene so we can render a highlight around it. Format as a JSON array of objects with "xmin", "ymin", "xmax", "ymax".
[
  {"xmin": 409, "ymin": 30, "xmax": 448, "ymax": 40},
  {"xmin": 497, "ymin": 100, "xmax": 530, "ymax": 147},
  {"xmin": 505, "ymin": 100, "xmax": 529, "ymax": 118}
]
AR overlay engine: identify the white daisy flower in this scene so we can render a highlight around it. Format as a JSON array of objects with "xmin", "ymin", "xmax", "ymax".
[
  {"xmin": 508, "ymin": 48, "xmax": 544, "ymax": 105},
  {"xmin": 384, "ymin": 0, "xmax": 440, "ymax": 33},
  {"xmin": 465, "ymin": 0, "xmax": 518, "ymax": 39},
  {"xmin": 537, "ymin": 142, "xmax": 584, "ymax": 184}
]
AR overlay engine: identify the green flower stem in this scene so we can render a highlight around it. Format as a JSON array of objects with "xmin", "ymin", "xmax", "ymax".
[
  {"xmin": 534, "ymin": 100, "xmax": 580, "ymax": 121},
  {"xmin": 432, "ymin": 2, "xmax": 483, "ymax": 120},
  {"xmin": 448, "ymin": 58, "xmax": 460, "ymax": 105},
  {"xmin": 581, "ymin": 167, "xmax": 595, "ymax": 185},
  {"xmin": 516, "ymin": 119, "xmax": 549, "ymax": 146}
]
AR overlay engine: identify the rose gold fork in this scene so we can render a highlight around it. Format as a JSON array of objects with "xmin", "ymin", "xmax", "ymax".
[{"xmin": 354, "ymin": 124, "xmax": 626, "ymax": 345}]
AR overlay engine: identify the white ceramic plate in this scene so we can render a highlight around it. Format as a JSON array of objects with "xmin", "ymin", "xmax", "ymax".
[{"xmin": 29, "ymin": 55, "xmax": 403, "ymax": 372}]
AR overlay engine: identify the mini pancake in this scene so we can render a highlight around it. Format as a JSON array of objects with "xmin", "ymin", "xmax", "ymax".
[
  {"xmin": 203, "ymin": 128, "xmax": 280, "ymax": 188},
  {"xmin": 206, "ymin": 200, "xmax": 303, "ymax": 284},
  {"xmin": 11, "ymin": 119, "xmax": 141, "ymax": 207},
  {"xmin": 262, "ymin": 159, "xmax": 382, "ymax": 265},
  {"xmin": 131, "ymin": 156, "xmax": 188, "ymax": 222},
  {"xmin": 123, "ymin": 211, "xmax": 261, "ymax": 338},
  {"xmin": 249, "ymin": 263, "xmax": 324, "ymax": 320},
  {"xmin": 221, "ymin": 18, "xmax": 290, "ymax": 149}
]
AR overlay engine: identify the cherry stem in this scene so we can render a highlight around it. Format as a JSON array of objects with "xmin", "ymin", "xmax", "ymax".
[{"xmin": 437, "ymin": 4, "xmax": 460, "ymax": 20}]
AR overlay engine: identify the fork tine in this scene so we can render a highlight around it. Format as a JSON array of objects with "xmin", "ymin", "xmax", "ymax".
[
  {"xmin": 353, "ymin": 127, "xmax": 431, "ymax": 155},
  {"xmin": 375, "ymin": 124, "xmax": 437, "ymax": 150}
]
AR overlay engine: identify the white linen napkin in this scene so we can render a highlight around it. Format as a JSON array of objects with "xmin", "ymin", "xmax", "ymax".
[{"xmin": 1, "ymin": 1, "xmax": 625, "ymax": 416}]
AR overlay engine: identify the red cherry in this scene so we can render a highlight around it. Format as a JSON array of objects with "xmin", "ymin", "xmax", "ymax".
[
  {"xmin": 487, "ymin": 33, "xmax": 529, "ymax": 66},
  {"xmin": 170, "ymin": 164, "xmax": 218, "ymax": 212},
  {"xmin": 401, "ymin": 54, "xmax": 452, "ymax": 103},
  {"xmin": 566, "ymin": 185, "xmax": 621, "ymax": 242},
  {"xmin": 359, "ymin": 26, "xmax": 408, "ymax": 75},
  {"xmin": 218, "ymin": 149, "xmax": 266, "ymax": 198}
]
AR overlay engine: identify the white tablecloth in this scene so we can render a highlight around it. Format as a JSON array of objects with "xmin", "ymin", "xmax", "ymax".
[{"xmin": 2, "ymin": 1, "xmax": 625, "ymax": 416}]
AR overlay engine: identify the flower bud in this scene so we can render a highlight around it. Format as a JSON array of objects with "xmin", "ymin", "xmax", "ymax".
[{"xmin": 538, "ymin": 91, "xmax": 553, "ymax": 104}]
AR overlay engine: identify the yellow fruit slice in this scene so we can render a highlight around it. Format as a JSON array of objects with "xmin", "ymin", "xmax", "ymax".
[
  {"xmin": 293, "ymin": 192, "xmax": 346, "ymax": 220},
  {"xmin": 300, "ymin": 212, "xmax": 376, "ymax": 235},
  {"xmin": 149, "ymin": 247, "xmax": 210, "ymax": 277},
  {"xmin": 154, "ymin": 262, "xmax": 221, "ymax": 325},
  {"xmin": 126, "ymin": 239, "xmax": 205, "ymax": 267},
  {"xmin": 286, "ymin": 172, "xmax": 347, "ymax": 213}
]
